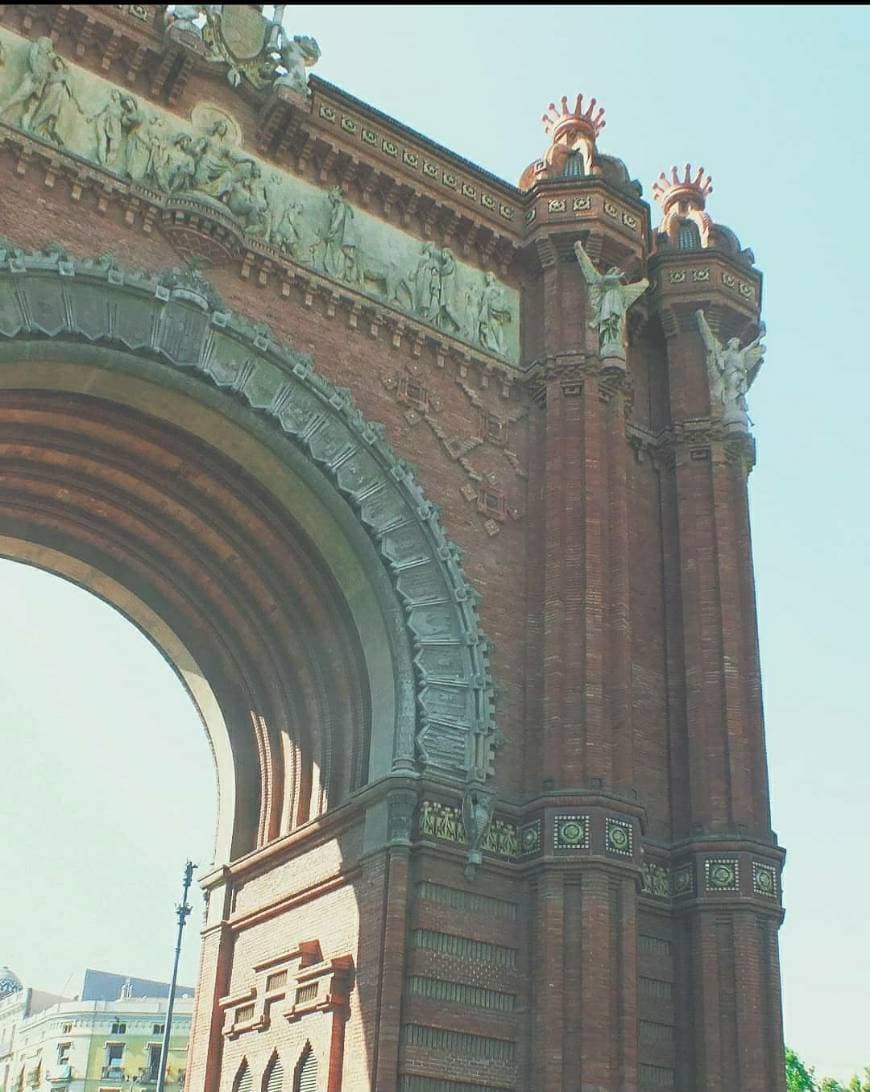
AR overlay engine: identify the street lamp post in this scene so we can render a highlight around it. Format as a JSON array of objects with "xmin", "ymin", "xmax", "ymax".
[{"xmin": 156, "ymin": 861, "xmax": 196, "ymax": 1092}]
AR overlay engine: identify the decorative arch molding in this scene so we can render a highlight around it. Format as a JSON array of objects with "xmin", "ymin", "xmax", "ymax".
[{"xmin": 0, "ymin": 249, "xmax": 498, "ymax": 829}]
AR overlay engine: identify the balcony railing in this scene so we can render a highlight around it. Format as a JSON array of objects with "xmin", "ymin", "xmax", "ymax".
[
  {"xmin": 47, "ymin": 1066, "xmax": 72, "ymax": 1083},
  {"xmin": 101, "ymin": 1067, "xmax": 125, "ymax": 1080}
]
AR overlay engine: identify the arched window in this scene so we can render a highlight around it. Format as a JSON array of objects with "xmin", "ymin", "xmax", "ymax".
[
  {"xmin": 562, "ymin": 150, "xmax": 585, "ymax": 178},
  {"xmin": 263, "ymin": 1055, "xmax": 283, "ymax": 1092},
  {"xmin": 232, "ymin": 1061, "xmax": 252, "ymax": 1092},
  {"xmin": 677, "ymin": 219, "xmax": 702, "ymax": 250},
  {"xmin": 293, "ymin": 1046, "xmax": 317, "ymax": 1092}
]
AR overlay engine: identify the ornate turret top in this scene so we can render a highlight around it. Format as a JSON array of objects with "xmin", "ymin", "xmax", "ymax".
[
  {"xmin": 542, "ymin": 93, "xmax": 606, "ymax": 144},
  {"xmin": 652, "ymin": 164, "xmax": 713, "ymax": 215},
  {"xmin": 519, "ymin": 91, "xmax": 606, "ymax": 190},
  {"xmin": 652, "ymin": 163, "xmax": 714, "ymax": 249}
]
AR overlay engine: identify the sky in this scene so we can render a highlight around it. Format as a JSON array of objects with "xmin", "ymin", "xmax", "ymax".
[{"xmin": 1, "ymin": 2, "xmax": 868, "ymax": 1081}]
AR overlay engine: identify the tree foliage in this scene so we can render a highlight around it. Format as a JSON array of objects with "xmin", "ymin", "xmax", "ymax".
[{"xmin": 786, "ymin": 1048, "xmax": 870, "ymax": 1092}]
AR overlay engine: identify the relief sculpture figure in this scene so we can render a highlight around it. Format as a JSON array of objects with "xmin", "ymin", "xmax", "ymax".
[
  {"xmin": 190, "ymin": 119, "xmax": 253, "ymax": 197},
  {"xmin": 28, "ymin": 54, "xmax": 83, "ymax": 146},
  {"xmin": 432, "ymin": 247, "xmax": 463, "ymax": 334},
  {"xmin": 121, "ymin": 99, "xmax": 152, "ymax": 182},
  {"xmin": 462, "ymin": 789, "xmax": 494, "ymax": 877},
  {"xmin": 406, "ymin": 242, "xmax": 437, "ymax": 316},
  {"xmin": 322, "ymin": 187, "xmax": 357, "ymax": 281},
  {"xmin": 0, "ymin": 36, "xmax": 57, "ymax": 127},
  {"xmin": 476, "ymin": 271, "xmax": 511, "ymax": 357},
  {"xmin": 573, "ymin": 237, "xmax": 648, "ymax": 360},
  {"xmin": 89, "ymin": 89, "xmax": 128, "ymax": 169},
  {"xmin": 696, "ymin": 309, "xmax": 765, "ymax": 429},
  {"xmin": 221, "ymin": 162, "xmax": 270, "ymax": 236},
  {"xmin": 265, "ymin": 182, "xmax": 302, "ymax": 255},
  {"xmin": 160, "ymin": 133, "xmax": 198, "ymax": 193}
]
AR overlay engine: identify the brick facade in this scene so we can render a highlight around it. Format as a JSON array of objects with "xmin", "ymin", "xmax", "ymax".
[{"xmin": 0, "ymin": 6, "xmax": 785, "ymax": 1089}]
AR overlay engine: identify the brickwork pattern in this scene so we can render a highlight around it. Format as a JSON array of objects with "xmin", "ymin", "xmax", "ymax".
[{"xmin": 0, "ymin": 6, "xmax": 786, "ymax": 1090}]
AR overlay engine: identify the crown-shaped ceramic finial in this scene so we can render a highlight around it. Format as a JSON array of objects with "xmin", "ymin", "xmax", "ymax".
[
  {"xmin": 542, "ymin": 94, "xmax": 606, "ymax": 144},
  {"xmin": 652, "ymin": 164, "xmax": 713, "ymax": 214}
]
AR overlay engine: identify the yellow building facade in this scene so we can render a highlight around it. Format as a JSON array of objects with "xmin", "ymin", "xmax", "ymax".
[{"xmin": 0, "ymin": 977, "xmax": 191, "ymax": 1092}]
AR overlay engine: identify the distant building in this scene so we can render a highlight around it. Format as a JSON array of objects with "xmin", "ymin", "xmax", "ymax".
[
  {"xmin": 0, "ymin": 970, "xmax": 192, "ymax": 1092},
  {"xmin": 0, "ymin": 970, "xmax": 68, "ymax": 1092},
  {"xmin": 79, "ymin": 974, "xmax": 193, "ymax": 1006}
]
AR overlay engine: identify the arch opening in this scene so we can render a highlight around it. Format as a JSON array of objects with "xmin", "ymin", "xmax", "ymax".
[
  {"xmin": 0, "ymin": 556, "xmax": 215, "ymax": 992},
  {"xmin": 0, "ymin": 381, "xmax": 403, "ymax": 863}
]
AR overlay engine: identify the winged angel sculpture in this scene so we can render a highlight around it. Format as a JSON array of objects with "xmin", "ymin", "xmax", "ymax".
[
  {"xmin": 696, "ymin": 310, "xmax": 766, "ymax": 428},
  {"xmin": 573, "ymin": 238, "xmax": 649, "ymax": 361}
]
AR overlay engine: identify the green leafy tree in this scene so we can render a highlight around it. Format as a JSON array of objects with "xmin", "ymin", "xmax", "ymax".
[
  {"xmin": 787, "ymin": 1047, "xmax": 818, "ymax": 1092},
  {"xmin": 787, "ymin": 1048, "xmax": 870, "ymax": 1092},
  {"xmin": 819, "ymin": 1072, "xmax": 870, "ymax": 1092}
]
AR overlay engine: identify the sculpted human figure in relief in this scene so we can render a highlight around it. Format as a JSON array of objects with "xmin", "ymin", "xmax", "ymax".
[
  {"xmin": 89, "ymin": 89, "xmax": 128, "ymax": 169},
  {"xmin": 696, "ymin": 309, "xmax": 766, "ymax": 428},
  {"xmin": 0, "ymin": 37, "xmax": 83, "ymax": 146},
  {"xmin": 27, "ymin": 53, "xmax": 83, "ymax": 146},
  {"xmin": 322, "ymin": 187, "xmax": 357, "ymax": 281},
  {"xmin": 573, "ymin": 237, "xmax": 649, "ymax": 360},
  {"xmin": 0, "ymin": 36, "xmax": 57, "ymax": 125},
  {"xmin": 476, "ymin": 271, "xmax": 511, "ymax": 357}
]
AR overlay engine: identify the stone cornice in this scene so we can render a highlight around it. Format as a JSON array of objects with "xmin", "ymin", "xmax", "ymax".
[
  {"xmin": 628, "ymin": 419, "xmax": 756, "ymax": 471},
  {"xmin": 648, "ymin": 248, "xmax": 763, "ymax": 338}
]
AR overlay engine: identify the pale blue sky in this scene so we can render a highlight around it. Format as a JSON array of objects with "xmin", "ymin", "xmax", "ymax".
[{"xmin": 1, "ymin": 4, "xmax": 868, "ymax": 1080}]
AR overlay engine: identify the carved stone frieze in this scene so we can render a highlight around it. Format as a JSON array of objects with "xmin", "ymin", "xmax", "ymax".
[
  {"xmin": 0, "ymin": 26, "xmax": 522, "ymax": 365},
  {"xmin": 417, "ymin": 799, "xmax": 518, "ymax": 861},
  {"xmin": 639, "ymin": 860, "xmax": 670, "ymax": 899}
]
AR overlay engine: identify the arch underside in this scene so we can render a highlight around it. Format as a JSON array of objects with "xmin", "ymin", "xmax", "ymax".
[{"xmin": 0, "ymin": 251, "xmax": 496, "ymax": 862}]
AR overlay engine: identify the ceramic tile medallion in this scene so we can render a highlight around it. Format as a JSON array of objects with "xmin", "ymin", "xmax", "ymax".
[
  {"xmin": 704, "ymin": 858, "xmax": 739, "ymax": 893},
  {"xmin": 553, "ymin": 815, "xmax": 590, "ymax": 850}
]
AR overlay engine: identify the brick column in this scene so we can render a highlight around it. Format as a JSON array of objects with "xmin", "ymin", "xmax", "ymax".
[
  {"xmin": 657, "ymin": 303, "xmax": 785, "ymax": 1092},
  {"xmin": 187, "ymin": 874, "xmax": 233, "ymax": 1092}
]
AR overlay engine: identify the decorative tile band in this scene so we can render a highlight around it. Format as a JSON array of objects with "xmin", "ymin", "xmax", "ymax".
[
  {"xmin": 752, "ymin": 861, "xmax": 778, "ymax": 898},
  {"xmin": 704, "ymin": 858, "xmax": 739, "ymax": 893},
  {"xmin": 408, "ymin": 976, "xmax": 516, "ymax": 1012},
  {"xmin": 400, "ymin": 1024, "xmax": 516, "ymax": 1064},
  {"xmin": 517, "ymin": 819, "xmax": 542, "ymax": 857},
  {"xmin": 652, "ymin": 264, "xmax": 757, "ymax": 302},
  {"xmin": 316, "ymin": 104, "xmax": 516, "ymax": 224},
  {"xmin": 415, "ymin": 882, "xmax": 517, "ymax": 921},
  {"xmin": 553, "ymin": 814, "xmax": 590, "ymax": 850},
  {"xmin": 417, "ymin": 801, "xmax": 518, "ymax": 859},
  {"xmin": 412, "ymin": 930, "xmax": 517, "ymax": 968},
  {"xmin": 640, "ymin": 861, "xmax": 669, "ymax": 898},
  {"xmin": 605, "ymin": 816, "xmax": 634, "ymax": 857},
  {"xmin": 671, "ymin": 864, "xmax": 695, "ymax": 898}
]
